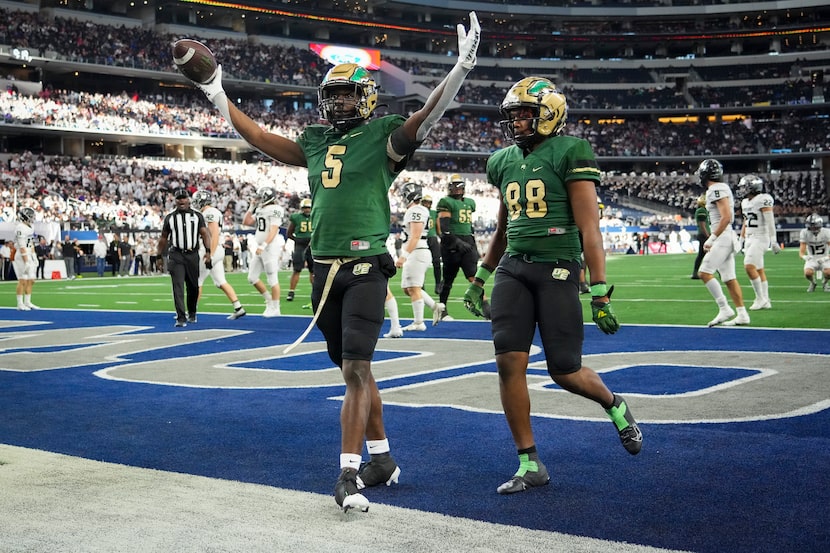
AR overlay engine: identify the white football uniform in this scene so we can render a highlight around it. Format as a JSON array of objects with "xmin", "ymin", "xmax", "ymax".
[
  {"xmin": 199, "ymin": 205, "xmax": 230, "ymax": 287},
  {"xmin": 799, "ymin": 227, "xmax": 830, "ymax": 272},
  {"xmin": 12, "ymin": 222, "xmax": 37, "ymax": 280},
  {"xmin": 700, "ymin": 182, "xmax": 738, "ymax": 281},
  {"xmin": 400, "ymin": 204, "xmax": 432, "ymax": 289},
  {"xmin": 741, "ymin": 193, "xmax": 775, "ymax": 269},
  {"xmin": 248, "ymin": 203, "xmax": 285, "ymax": 287}
]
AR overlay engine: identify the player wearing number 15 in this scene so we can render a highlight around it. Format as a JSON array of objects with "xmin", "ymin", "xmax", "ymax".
[
  {"xmin": 183, "ymin": 11, "xmax": 481, "ymax": 512},
  {"xmin": 463, "ymin": 78, "xmax": 641, "ymax": 495}
]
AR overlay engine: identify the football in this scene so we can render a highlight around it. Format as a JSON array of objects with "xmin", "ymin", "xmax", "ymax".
[{"xmin": 172, "ymin": 39, "xmax": 218, "ymax": 84}]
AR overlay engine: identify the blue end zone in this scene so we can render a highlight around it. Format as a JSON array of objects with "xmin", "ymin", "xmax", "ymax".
[{"xmin": 0, "ymin": 309, "xmax": 827, "ymax": 553}]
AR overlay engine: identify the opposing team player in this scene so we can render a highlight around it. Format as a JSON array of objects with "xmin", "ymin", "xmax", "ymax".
[
  {"xmin": 242, "ymin": 186, "xmax": 285, "ymax": 317},
  {"xmin": 799, "ymin": 214, "xmax": 830, "ymax": 292},
  {"xmin": 395, "ymin": 181, "xmax": 446, "ymax": 330},
  {"xmin": 13, "ymin": 207, "xmax": 39, "ymax": 310},
  {"xmin": 187, "ymin": 12, "xmax": 480, "ymax": 512},
  {"xmin": 191, "ymin": 189, "xmax": 246, "ymax": 320},
  {"xmin": 696, "ymin": 159, "xmax": 750, "ymax": 327},
  {"xmin": 285, "ymin": 198, "xmax": 314, "ymax": 303},
  {"xmin": 737, "ymin": 175, "xmax": 781, "ymax": 310},
  {"xmin": 463, "ymin": 78, "xmax": 641, "ymax": 495}
]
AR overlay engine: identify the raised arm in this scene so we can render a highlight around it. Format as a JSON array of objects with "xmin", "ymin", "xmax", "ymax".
[
  {"xmin": 194, "ymin": 67, "xmax": 307, "ymax": 167},
  {"xmin": 388, "ymin": 12, "xmax": 481, "ymax": 165}
]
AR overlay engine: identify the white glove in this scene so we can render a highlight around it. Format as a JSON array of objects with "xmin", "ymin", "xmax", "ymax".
[
  {"xmin": 457, "ymin": 12, "xmax": 480, "ymax": 70},
  {"xmin": 734, "ymin": 236, "xmax": 744, "ymax": 254},
  {"xmin": 771, "ymin": 242, "xmax": 782, "ymax": 254},
  {"xmin": 195, "ymin": 64, "xmax": 225, "ymax": 102},
  {"xmin": 703, "ymin": 234, "xmax": 717, "ymax": 251},
  {"xmin": 195, "ymin": 65, "xmax": 233, "ymax": 123},
  {"xmin": 801, "ymin": 254, "xmax": 813, "ymax": 262}
]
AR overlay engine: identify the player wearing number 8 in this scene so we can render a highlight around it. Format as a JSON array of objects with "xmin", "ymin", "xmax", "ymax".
[
  {"xmin": 183, "ymin": 11, "xmax": 481, "ymax": 512},
  {"xmin": 464, "ymin": 77, "xmax": 641, "ymax": 495}
]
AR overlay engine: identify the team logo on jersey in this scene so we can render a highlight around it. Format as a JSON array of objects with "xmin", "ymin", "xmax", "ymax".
[
  {"xmin": 352, "ymin": 263, "xmax": 371, "ymax": 276},
  {"xmin": 551, "ymin": 268, "xmax": 570, "ymax": 280}
]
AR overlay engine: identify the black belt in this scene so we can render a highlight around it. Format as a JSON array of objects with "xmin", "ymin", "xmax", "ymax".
[{"xmin": 171, "ymin": 247, "xmax": 198, "ymax": 254}]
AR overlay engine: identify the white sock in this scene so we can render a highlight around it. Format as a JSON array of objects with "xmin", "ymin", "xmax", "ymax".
[
  {"xmin": 16, "ymin": 294, "xmax": 23, "ymax": 306},
  {"xmin": 420, "ymin": 291, "xmax": 436, "ymax": 309},
  {"xmin": 232, "ymin": 300, "xmax": 242, "ymax": 309},
  {"xmin": 24, "ymin": 294, "xmax": 32, "ymax": 305},
  {"xmin": 366, "ymin": 438, "xmax": 390, "ymax": 456},
  {"xmin": 705, "ymin": 279, "xmax": 727, "ymax": 306},
  {"xmin": 761, "ymin": 279, "xmax": 769, "ymax": 299},
  {"xmin": 262, "ymin": 292, "xmax": 270, "ymax": 302},
  {"xmin": 750, "ymin": 277, "xmax": 763, "ymax": 301},
  {"xmin": 736, "ymin": 306, "xmax": 748, "ymax": 318},
  {"xmin": 385, "ymin": 297, "xmax": 400, "ymax": 329},
  {"xmin": 340, "ymin": 453, "xmax": 362, "ymax": 471},
  {"xmin": 412, "ymin": 299, "xmax": 425, "ymax": 324}
]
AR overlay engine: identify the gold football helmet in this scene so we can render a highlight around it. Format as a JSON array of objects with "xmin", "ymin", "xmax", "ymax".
[
  {"xmin": 318, "ymin": 63, "xmax": 378, "ymax": 131},
  {"xmin": 499, "ymin": 77, "xmax": 568, "ymax": 149}
]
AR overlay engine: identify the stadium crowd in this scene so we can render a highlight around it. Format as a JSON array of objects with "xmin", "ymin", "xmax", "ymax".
[
  {"xmin": 3, "ymin": 88, "xmax": 829, "ymax": 162},
  {"xmin": 1, "ymin": 5, "xmax": 822, "ymax": 111}
]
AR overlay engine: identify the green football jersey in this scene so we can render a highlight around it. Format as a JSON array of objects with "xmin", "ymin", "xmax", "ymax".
[
  {"xmin": 297, "ymin": 115, "xmax": 406, "ymax": 257},
  {"xmin": 694, "ymin": 206, "xmax": 710, "ymax": 236},
  {"xmin": 436, "ymin": 196, "xmax": 476, "ymax": 236},
  {"xmin": 486, "ymin": 135, "xmax": 601, "ymax": 263},
  {"xmin": 426, "ymin": 209, "xmax": 438, "ymax": 238},
  {"xmin": 289, "ymin": 211, "xmax": 313, "ymax": 241}
]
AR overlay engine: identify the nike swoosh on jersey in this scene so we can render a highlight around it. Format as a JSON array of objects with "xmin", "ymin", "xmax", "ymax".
[{"xmin": 532, "ymin": 166, "xmax": 543, "ymax": 172}]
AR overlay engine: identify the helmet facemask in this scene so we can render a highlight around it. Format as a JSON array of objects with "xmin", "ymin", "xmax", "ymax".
[
  {"xmin": 318, "ymin": 64, "xmax": 378, "ymax": 132},
  {"xmin": 499, "ymin": 77, "xmax": 568, "ymax": 150}
]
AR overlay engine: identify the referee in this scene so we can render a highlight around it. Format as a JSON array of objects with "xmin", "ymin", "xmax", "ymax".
[{"xmin": 157, "ymin": 188, "xmax": 212, "ymax": 327}]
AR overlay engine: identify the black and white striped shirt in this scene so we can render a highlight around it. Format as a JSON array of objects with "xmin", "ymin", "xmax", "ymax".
[{"xmin": 162, "ymin": 209, "xmax": 206, "ymax": 252}]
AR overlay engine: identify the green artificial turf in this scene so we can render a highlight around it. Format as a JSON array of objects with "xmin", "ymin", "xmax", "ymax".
[{"xmin": 3, "ymin": 249, "xmax": 827, "ymax": 329}]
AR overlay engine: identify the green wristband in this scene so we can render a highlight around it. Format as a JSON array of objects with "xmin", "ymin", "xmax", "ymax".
[
  {"xmin": 590, "ymin": 283, "xmax": 608, "ymax": 297},
  {"xmin": 474, "ymin": 265, "xmax": 493, "ymax": 285}
]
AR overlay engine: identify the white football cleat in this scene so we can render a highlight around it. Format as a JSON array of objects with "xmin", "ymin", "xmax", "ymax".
[
  {"xmin": 402, "ymin": 322, "xmax": 427, "ymax": 332},
  {"xmin": 748, "ymin": 299, "xmax": 771, "ymax": 311},
  {"xmin": 707, "ymin": 306, "xmax": 735, "ymax": 327},
  {"xmin": 432, "ymin": 302, "xmax": 446, "ymax": 326},
  {"xmin": 383, "ymin": 328, "xmax": 403, "ymax": 338},
  {"xmin": 25, "ymin": 303, "xmax": 41, "ymax": 310},
  {"xmin": 263, "ymin": 305, "xmax": 281, "ymax": 318},
  {"xmin": 722, "ymin": 313, "xmax": 750, "ymax": 326},
  {"xmin": 17, "ymin": 304, "xmax": 31, "ymax": 311}
]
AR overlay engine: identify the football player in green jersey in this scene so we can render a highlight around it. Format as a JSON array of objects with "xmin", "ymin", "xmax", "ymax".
[
  {"xmin": 691, "ymin": 194, "xmax": 710, "ymax": 279},
  {"xmin": 463, "ymin": 78, "xmax": 642, "ymax": 495},
  {"xmin": 436, "ymin": 173, "xmax": 480, "ymax": 320},
  {"xmin": 285, "ymin": 197, "xmax": 314, "ymax": 302},
  {"xmin": 421, "ymin": 194, "xmax": 443, "ymax": 294},
  {"xmin": 190, "ymin": 12, "xmax": 480, "ymax": 512}
]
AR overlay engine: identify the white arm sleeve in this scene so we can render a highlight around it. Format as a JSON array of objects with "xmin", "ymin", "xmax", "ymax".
[
  {"xmin": 763, "ymin": 210, "xmax": 776, "ymax": 238},
  {"xmin": 414, "ymin": 63, "xmax": 469, "ymax": 141}
]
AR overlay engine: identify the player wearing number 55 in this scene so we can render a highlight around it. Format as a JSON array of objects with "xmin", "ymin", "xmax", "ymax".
[
  {"xmin": 464, "ymin": 78, "xmax": 642, "ymax": 496},
  {"xmin": 177, "ymin": 11, "xmax": 481, "ymax": 513}
]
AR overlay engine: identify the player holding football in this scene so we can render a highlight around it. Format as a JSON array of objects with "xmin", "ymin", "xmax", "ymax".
[
  {"xmin": 737, "ymin": 175, "xmax": 780, "ymax": 309},
  {"xmin": 191, "ymin": 189, "xmax": 246, "ymax": 320},
  {"xmin": 285, "ymin": 198, "xmax": 314, "ymax": 303},
  {"xmin": 799, "ymin": 214, "xmax": 830, "ymax": 292},
  {"xmin": 395, "ymin": 181, "xmax": 446, "ymax": 330},
  {"xmin": 243, "ymin": 186, "xmax": 285, "ymax": 318},
  {"xmin": 462, "ymin": 78, "xmax": 641, "ymax": 495},
  {"xmin": 186, "ymin": 11, "xmax": 480, "ymax": 512},
  {"xmin": 696, "ymin": 159, "xmax": 750, "ymax": 327}
]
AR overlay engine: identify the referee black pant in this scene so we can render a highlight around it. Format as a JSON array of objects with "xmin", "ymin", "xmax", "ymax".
[{"xmin": 169, "ymin": 249, "xmax": 200, "ymax": 321}]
